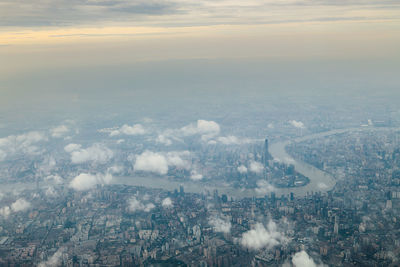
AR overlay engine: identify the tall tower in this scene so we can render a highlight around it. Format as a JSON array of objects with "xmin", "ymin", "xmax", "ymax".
[{"xmin": 264, "ymin": 138, "xmax": 272, "ymax": 167}]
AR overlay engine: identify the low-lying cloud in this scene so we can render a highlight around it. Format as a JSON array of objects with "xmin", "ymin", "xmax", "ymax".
[
  {"xmin": 0, "ymin": 131, "xmax": 47, "ymax": 160},
  {"xmin": 128, "ymin": 197, "xmax": 155, "ymax": 212},
  {"xmin": 69, "ymin": 172, "xmax": 113, "ymax": 191},
  {"xmin": 209, "ymin": 216, "xmax": 232, "ymax": 234},
  {"xmin": 292, "ymin": 251, "xmax": 326, "ymax": 267},
  {"xmin": 65, "ymin": 143, "xmax": 113, "ymax": 164},
  {"xmin": 289, "ymin": 120, "xmax": 306, "ymax": 129},
  {"xmin": 161, "ymin": 197, "xmax": 173, "ymax": 208},
  {"xmin": 0, "ymin": 198, "xmax": 31, "ymax": 218},
  {"xmin": 109, "ymin": 124, "xmax": 146, "ymax": 136},
  {"xmin": 134, "ymin": 150, "xmax": 191, "ymax": 175},
  {"xmin": 249, "ymin": 161, "xmax": 264, "ymax": 174},
  {"xmin": 240, "ymin": 221, "xmax": 286, "ymax": 250},
  {"xmin": 255, "ymin": 180, "xmax": 275, "ymax": 195}
]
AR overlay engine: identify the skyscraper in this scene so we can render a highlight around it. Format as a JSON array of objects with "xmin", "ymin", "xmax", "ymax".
[{"xmin": 264, "ymin": 138, "xmax": 272, "ymax": 166}]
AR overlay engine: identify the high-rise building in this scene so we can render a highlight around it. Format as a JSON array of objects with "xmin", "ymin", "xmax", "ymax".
[{"xmin": 264, "ymin": 138, "xmax": 272, "ymax": 166}]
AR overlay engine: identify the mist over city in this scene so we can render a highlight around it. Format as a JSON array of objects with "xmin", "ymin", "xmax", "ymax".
[{"xmin": 1, "ymin": 0, "xmax": 400, "ymax": 266}]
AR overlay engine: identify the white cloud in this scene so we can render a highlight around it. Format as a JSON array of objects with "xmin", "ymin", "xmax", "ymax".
[
  {"xmin": 216, "ymin": 135, "xmax": 253, "ymax": 145},
  {"xmin": 237, "ymin": 165, "xmax": 248, "ymax": 174},
  {"xmin": 45, "ymin": 186, "xmax": 57, "ymax": 197},
  {"xmin": 240, "ymin": 221, "xmax": 286, "ymax": 250},
  {"xmin": 128, "ymin": 197, "xmax": 155, "ymax": 212},
  {"xmin": 289, "ymin": 120, "xmax": 305, "ymax": 129},
  {"xmin": 317, "ymin": 182, "xmax": 328, "ymax": 190},
  {"xmin": 0, "ymin": 149, "xmax": 7, "ymax": 161},
  {"xmin": 209, "ymin": 216, "xmax": 231, "ymax": 234},
  {"xmin": 108, "ymin": 165, "xmax": 124, "ymax": 174},
  {"xmin": 38, "ymin": 248, "xmax": 65, "ymax": 267},
  {"xmin": 190, "ymin": 170, "xmax": 203, "ymax": 180},
  {"xmin": 255, "ymin": 180, "xmax": 275, "ymax": 195},
  {"xmin": 68, "ymin": 144, "xmax": 113, "ymax": 164},
  {"xmin": 110, "ymin": 124, "xmax": 146, "ymax": 136},
  {"xmin": 134, "ymin": 151, "xmax": 169, "ymax": 175},
  {"xmin": 134, "ymin": 150, "xmax": 191, "ymax": 175},
  {"xmin": 51, "ymin": 125, "xmax": 69, "ymax": 138},
  {"xmin": 181, "ymin": 120, "xmax": 220, "ymax": 141},
  {"xmin": 161, "ymin": 197, "xmax": 173, "ymax": 208},
  {"xmin": 0, "ymin": 131, "xmax": 47, "ymax": 159},
  {"xmin": 156, "ymin": 134, "xmax": 172, "ymax": 146},
  {"xmin": 0, "ymin": 206, "xmax": 10, "ymax": 218},
  {"xmin": 39, "ymin": 155, "xmax": 57, "ymax": 174},
  {"xmin": 45, "ymin": 174, "xmax": 63, "ymax": 184},
  {"xmin": 249, "ymin": 161, "xmax": 264, "ymax": 174},
  {"xmin": 64, "ymin": 143, "xmax": 81, "ymax": 153},
  {"xmin": 69, "ymin": 172, "xmax": 113, "ymax": 191},
  {"xmin": 292, "ymin": 251, "xmax": 326, "ymax": 267},
  {"xmin": 166, "ymin": 151, "xmax": 191, "ymax": 169},
  {"xmin": 11, "ymin": 198, "xmax": 31, "ymax": 212}
]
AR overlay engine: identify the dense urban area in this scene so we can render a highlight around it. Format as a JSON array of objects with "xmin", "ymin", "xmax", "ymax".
[{"xmin": 0, "ymin": 118, "xmax": 399, "ymax": 266}]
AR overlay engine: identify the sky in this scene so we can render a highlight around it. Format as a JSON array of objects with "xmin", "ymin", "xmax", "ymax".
[
  {"xmin": 1, "ymin": 0, "xmax": 399, "ymax": 74},
  {"xmin": 0, "ymin": 0, "xmax": 400, "ymax": 128}
]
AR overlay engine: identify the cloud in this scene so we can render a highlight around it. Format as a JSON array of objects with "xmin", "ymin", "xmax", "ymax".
[
  {"xmin": 181, "ymin": 120, "xmax": 220, "ymax": 141},
  {"xmin": 255, "ymin": 180, "xmax": 275, "ymax": 195},
  {"xmin": 38, "ymin": 248, "xmax": 65, "ymax": 267},
  {"xmin": 216, "ymin": 135, "xmax": 253, "ymax": 145},
  {"xmin": 69, "ymin": 172, "xmax": 113, "ymax": 191},
  {"xmin": 68, "ymin": 144, "xmax": 113, "ymax": 164},
  {"xmin": 50, "ymin": 125, "xmax": 69, "ymax": 138},
  {"xmin": 289, "ymin": 120, "xmax": 306, "ymax": 129},
  {"xmin": 39, "ymin": 155, "xmax": 57, "ymax": 174},
  {"xmin": 161, "ymin": 197, "xmax": 173, "ymax": 208},
  {"xmin": 44, "ymin": 174, "xmax": 63, "ymax": 184},
  {"xmin": 11, "ymin": 198, "xmax": 31, "ymax": 212},
  {"xmin": 134, "ymin": 150, "xmax": 191, "ymax": 175},
  {"xmin": 190, "ymin": 170, "xmax": 203, "ymax": 180},
  {"xmin": 249, "ymin": 161, "xmax": 264, "ymax": 174},
  {"xmin": 317, "ymin": 182, "xmax": 329, "ymax": 189},
  {"xmin": 1, "ymin": 198, "xmax": 31, "ymax": 218},
  {"xmin": 108, "ymin": 165, "xmax": 124, "ymax": 174},
  {"xmin": 134, "ymin": 151, "xmax": 169, "ymax": 175},
  {"xmin": 209, "ymin": 216, "xmax": 231, "ymax": 234},
  {"xmin": 237, "ymin": 165, "xmax": 248, "ymax": 174},
  {"xmin": 109, "ymin": 124, "xmax": 146, "ymax": 136},
  {"xmin": 292, "ymin": 251, "xmax": 326, "ymax": 267},
  {"xmin": 0, "ymin": 0, "xmax": 180, "ymax": 27},
  {"xmin": 45, "ymin": 186, "xmax": 57, "ymax": 197},
  {"xmin": 156, "ymin": 134, "xmax": 172, "ymax": 146},
  {"xmin": 166, "ymin": 151, "xmax": 191, "ymax": 169},
  {"xmin": 240, "ymin": 221, "xmax": 286, "ymax": 250},
  {"xmin": 0, "ymin": 131, "xmax": 47, "ymax": 160},
  {"xmin": 1, "ymin": 0, "xmax": 397, "ymax": 28},
  {"xmin": 128, "ymin": 197, "xmax": 155, "ymax": 212},
  {"xmin": 156, "ymin": 120, "xmax": 221, "ymax": 145},
  {"xmin": 0, "ymin": 206, "xmax": 11, "ymax": 218},
  {"xmin": 64, "ymin": 143, "xmax": 81, "ymax": 153}
]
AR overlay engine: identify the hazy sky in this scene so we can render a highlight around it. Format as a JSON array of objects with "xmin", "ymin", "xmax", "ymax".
[
  {"xmin": 1, "ymin": 0, "xmax": 399, "ymax": 76},
  {"xmin": 1, "ymin": 0, "xmax": 400, "ymax": 130}
]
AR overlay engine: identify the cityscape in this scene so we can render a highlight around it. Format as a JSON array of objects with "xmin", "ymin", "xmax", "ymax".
[{"xmin": 1, "ymin": 0, "xmax": 400, "ymax": 266}]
